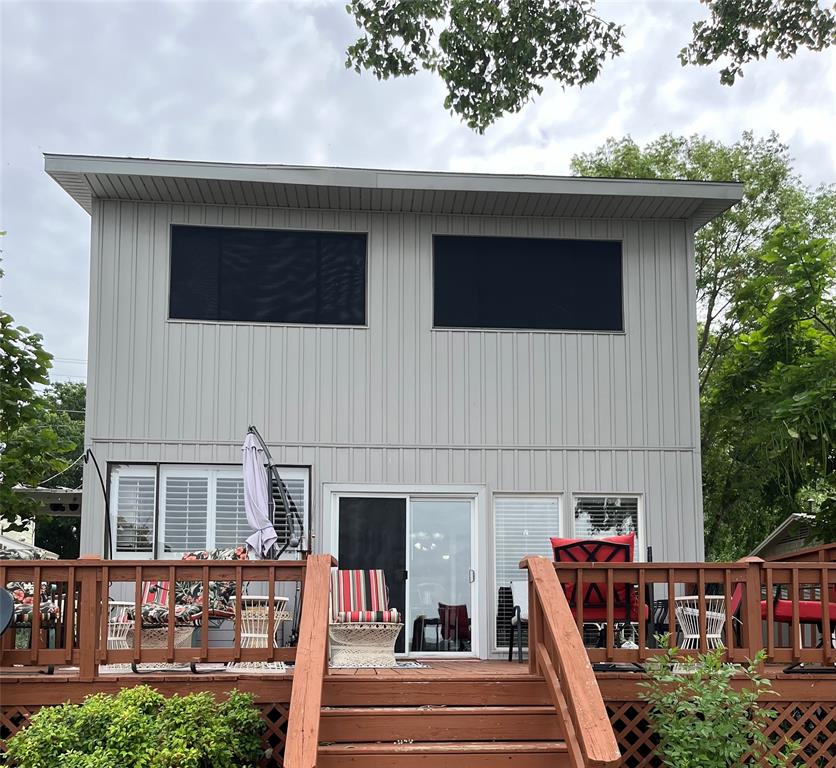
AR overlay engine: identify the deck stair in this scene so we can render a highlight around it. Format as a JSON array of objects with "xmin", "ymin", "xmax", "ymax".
[
  {"xmin": 284, "ymin": 555, "xmax": 621, "ymax": 768},
  {"xmin": 318, "ymin": 668, "xmax": 572, "ymax": 766}
]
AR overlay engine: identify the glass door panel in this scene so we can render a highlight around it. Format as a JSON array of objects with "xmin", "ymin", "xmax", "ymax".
[
  {"xmin": 338, "ymin": 497, "xmax": 407, "ymax": 653},
  {"xmin": 408, "ymin": 499, "xmax": 473, "ymax": 654}
]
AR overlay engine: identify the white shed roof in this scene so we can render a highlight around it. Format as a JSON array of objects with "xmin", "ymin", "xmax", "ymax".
[{"xmin": 45, "ymin": 154, "xmax": 743, "ymax": 228}]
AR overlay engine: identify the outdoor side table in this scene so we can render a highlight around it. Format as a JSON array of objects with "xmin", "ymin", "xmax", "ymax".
[
  {"xmin": 235, "ymin": 595, "xmax": 291, "ymax": 647},
  {"xmin": 674, "ymin": 595, "xmax": 726, "ymax": 651},
  {"xmin": 230, "ymin": 596, "xmax": 291, "ymax": 672}
]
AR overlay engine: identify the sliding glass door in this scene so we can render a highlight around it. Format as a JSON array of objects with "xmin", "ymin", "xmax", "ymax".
[
  {"xmin": 335, "ymin": 493, "xmax": 477, "ymax": 657},
  {"xmin": 408, "ymin": 499, "xmax": 474, "ymax": 654}
]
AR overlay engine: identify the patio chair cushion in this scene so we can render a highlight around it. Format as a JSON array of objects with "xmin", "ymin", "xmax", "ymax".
[
  {"xmin": 762, "ymin": 599, "xmax": 836, "ymax": 625},
  {"xmin": 550, "ymin": 534, "xmax": 636, "ymax": 618},
  {"xmin": 331, "ymin": 569, "xmax": 393, "ymax": 622},
  {"xmin": 335, "ymin": 609, "xmax": 401, "ymax": 623},
  {"xmin": 131, "ymin": 546, "xmax": 248, "ymax": 627}
]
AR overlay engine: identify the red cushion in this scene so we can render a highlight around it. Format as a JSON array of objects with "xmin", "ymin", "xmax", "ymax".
[
  {"xmin": 335, "ymin": 609, "xmax": 400, "ymax": 623},
  {"xmin": 551, "ymin": 534, "xmax": 636, "ymax": 609},
  {"xmin": 761, "ymin": 599, "xmax": 836, "ymax": 624}
]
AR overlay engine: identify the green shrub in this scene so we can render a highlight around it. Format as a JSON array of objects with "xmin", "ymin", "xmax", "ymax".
[
  {"xmin": 640, "ymin": 642, "xmax": 799, "ymax": 768},
  {"xmin": 5, "ymin": 685, "xmax": 265, "ymax": 768}
]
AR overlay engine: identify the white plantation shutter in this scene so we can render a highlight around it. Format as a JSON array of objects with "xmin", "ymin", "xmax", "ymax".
[
  {"xmin": 111, "ymin": 467, "xmax": 156, "ymax": 557},
  {"xmin": 162, "ymin": 475, "xmax": 209, "ymax": 554},
  {"xmin": 156, "ymin": 464, "xmax": 309, "ymax": 555},
  {"xmin": 214, "ymin": 476, "xmax": 249, "ymax": 549},
  {"xmin": 573, "ymin": 496, "xmax": 641, "ymax": 560},
  {"xmin": 271, "ymin": 467, "xmax": 309, "ymax": 554},
  {"xmin": 494, "ymin": 495, "xmax": 560, "ymax": 647}
]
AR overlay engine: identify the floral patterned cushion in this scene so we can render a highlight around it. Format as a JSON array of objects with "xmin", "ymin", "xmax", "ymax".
[
  {"xmin": 2, "ymin": 548, "xmax": 61, "ymax": 624},
  {"xmin": 131, "ymin": 546, "xmax": 249, "ymax": 626}
]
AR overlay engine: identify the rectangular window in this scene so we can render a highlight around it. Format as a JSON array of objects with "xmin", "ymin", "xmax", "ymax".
[
  {"xmin": 109, "ymin": 464, "xmax": 309, "ymax": 558},
  {"xmin": 169, "ymin": 225, "xmax": 367, "ymax": 325},
  {"xmin": 494, "ymin": 495, "xmax": 561, "ymax": 648},
  {"xmin": 572, "ymin": 495, "xmax": 641, "ymax": 560},
  {"xmin": 110, "ymin": 465, "xmax": 157, "ymax": 558},
  {"xmin": 433, "ymin": 234, "xmax": 623, "ymax": 331},
  {"xmin": 158, "ymin": 464, "xmax": 310, "ymax": 557}
]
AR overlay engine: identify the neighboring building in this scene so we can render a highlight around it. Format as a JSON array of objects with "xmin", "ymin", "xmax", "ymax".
[
  {"xmin": 47, "ymin": 154, "xmax": 742, "ymax": 658},
  {"xmin": 751, "ymin": 513, "xmax": 818, "ymax": 560}
]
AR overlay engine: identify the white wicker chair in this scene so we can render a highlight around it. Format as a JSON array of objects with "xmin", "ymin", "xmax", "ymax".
[{"xmin": 328, "ymin": 569, "xmax": 403, "ymax": 668}]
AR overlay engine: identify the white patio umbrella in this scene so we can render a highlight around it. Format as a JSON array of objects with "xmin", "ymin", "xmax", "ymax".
[{"xmin": 242, "ymin": 431, "xmax": 278, "ymax": 559}]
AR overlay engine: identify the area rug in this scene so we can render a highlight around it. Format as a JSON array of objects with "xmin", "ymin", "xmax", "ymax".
[{"xmin": 329, "ymin": 660, "xmax": 430, "ymax": 670}]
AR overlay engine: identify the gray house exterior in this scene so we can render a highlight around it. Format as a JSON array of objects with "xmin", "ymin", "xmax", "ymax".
[{"xmin": 47, "ymin": 154, "xmax": 742, "ymax": 658}]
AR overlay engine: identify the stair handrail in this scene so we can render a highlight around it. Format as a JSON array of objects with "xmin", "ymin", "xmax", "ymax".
[
  {"xmin": 521, "ymin": 556, "xmax": 621, "ymax": 768},
  {"xmin": 285, "ymin": 553, "xmax": 334, "ymax": 768}
]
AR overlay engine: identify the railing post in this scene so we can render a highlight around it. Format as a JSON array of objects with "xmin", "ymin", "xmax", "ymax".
[
  {"xmin": 740, "ymin": 557, "xmax": 764, "ymax": 662},
  {"xmin": 77, "ymin": 555, "xmax": 102, "ymax": 680},
  {"xmin": 524, "ymin": 558, "xmax": 540, "ymax": 675},
  {"xmin": 285, "ymin": 554, "xmax": 333, "ymax": 768}
]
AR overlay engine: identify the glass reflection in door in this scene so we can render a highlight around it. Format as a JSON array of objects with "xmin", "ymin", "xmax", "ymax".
[{"xmin": 408, "ymin": 499, "xmax": 473, "ymax": 653}]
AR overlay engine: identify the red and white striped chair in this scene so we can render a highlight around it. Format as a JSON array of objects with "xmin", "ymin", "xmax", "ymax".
[{"xmin": 328, "ymin": 569, "xmax": 403, "ymax": 667}]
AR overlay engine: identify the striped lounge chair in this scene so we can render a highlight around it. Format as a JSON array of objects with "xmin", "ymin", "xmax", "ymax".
[{"xmin": 328, "ymin": 569, "xmax": 403, "ymax": 668}]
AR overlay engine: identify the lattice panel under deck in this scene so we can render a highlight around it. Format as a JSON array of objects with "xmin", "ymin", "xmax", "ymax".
[
  {"xmin": 259, "ymin": 702, "xmax": 290, "ymax": 767},
  {"xmin": 0, "ymin": 706, "xmax": 38, "ymax": 751},
  {"xmin": 607, "ymin": 700, "xmax": 836, "ymax": 768}
]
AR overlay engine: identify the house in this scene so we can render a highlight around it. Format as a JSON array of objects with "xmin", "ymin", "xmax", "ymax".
[
  {"xmin": 751, "ymin": 513, "xmax": 818, "ymax": 560},
  {"xmin": 46, "ymin": 154, "xmax": 743, "ymax": 660}
]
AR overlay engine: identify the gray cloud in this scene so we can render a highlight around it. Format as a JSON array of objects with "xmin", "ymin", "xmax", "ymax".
[{"xmin": 1, "ymin": 0, "xmax": 834, "ymax": 381}]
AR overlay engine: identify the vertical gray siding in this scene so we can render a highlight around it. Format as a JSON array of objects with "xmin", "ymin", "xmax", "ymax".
[{"xmin": 81, "ymin": 200, "xmax": 703, "ymax": 562}]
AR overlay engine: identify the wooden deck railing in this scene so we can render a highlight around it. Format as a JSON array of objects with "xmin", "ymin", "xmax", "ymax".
[
  {"xmin": 284, "ymin": 553, "xmax": 333, "ymax": 768},
  {"xmin": 549, "ymin": 558, "xmax": 836, "ymax": 667},
  {"xmin": 523, "ymin": 556, "xmax": 621, "ymax": 768},
  {"xmin": 0, "ymin": 557, "xmax": 312, "ymax": 675}
]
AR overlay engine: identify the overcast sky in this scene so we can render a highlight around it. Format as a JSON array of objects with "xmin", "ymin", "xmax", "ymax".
[{"xmin": 2, "ymin": 0, "xmax": 835, "ymax": 385}]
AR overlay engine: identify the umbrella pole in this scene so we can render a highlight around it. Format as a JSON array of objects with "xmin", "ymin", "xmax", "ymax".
[{"xmin": 247, "ymin": 425, "xmax": 306, "ymax": 645}]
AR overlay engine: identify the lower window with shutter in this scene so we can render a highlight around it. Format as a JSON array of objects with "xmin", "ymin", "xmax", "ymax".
[
  {"xmin": 110, "ymin": 465, "xmax": 157, "ymax": 559},
  {"xmin": 493, "ymin": 495, "xmax": 561, "ymax": 649},
  {"xmin": 572, "ymin": 495, "xmax": 642, "ymax": 561},
  {"xmin": 156, "ymin": 464, "xmax": 310, "ymax": 557}
]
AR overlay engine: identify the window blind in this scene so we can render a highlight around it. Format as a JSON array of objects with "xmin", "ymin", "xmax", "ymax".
[
  {"xmin": 214, "ymin": 476, "xmax": 249, "ymax": 549},
  {"xmin": 162, "ymin": 476, "xmax": 209, "ymax": 554},
  {"xmin": 494, "ymin": 495, "xmax": 560, "ymax": 647},
  {"xmin": 573, "ymin": 496, "xmax": 640, "ymax": 559},
  {"xmin": 114, "ymin": 474, "xmax": 156, "ymax": 553},
  {"xmin": 271, "ymin": 470, "xmax": 308, "ymax": 552}
]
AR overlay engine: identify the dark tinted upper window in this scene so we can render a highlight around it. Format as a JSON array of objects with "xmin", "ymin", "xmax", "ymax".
[
  {"xmin": 169, "ymin": 225, "xmax": 367, "ymax": 325},
  {"xmin": 433, "ymin": 235, "xmax": 623, "ymax": 331}
]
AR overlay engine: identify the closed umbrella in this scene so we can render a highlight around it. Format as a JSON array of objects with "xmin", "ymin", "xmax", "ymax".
[{"xmin": 242, "ymin": 431, "xmax": 278, "ymax": 559}]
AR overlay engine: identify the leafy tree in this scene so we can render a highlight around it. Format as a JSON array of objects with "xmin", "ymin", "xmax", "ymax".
[
  {"xmin": 570, "ymin": 134, "xmax": 836, "ymax": 557},
  {"xmin": 345, "ymin": 1, "xmax": 836, "ymax": 131},
  {"xmin": 33, "ymin": 382, "xmax": 86, "ymax": 558},
  {"xmin": 705, "ymin": 227, "xmax": 835, "ymax": 549},
  {"xmin": 681, "ymin": 0, "xmax": 836, "ymax": 85},
  {"xmin": 0, "ymin": 254, "xmax": 77, "ymax": 530}
]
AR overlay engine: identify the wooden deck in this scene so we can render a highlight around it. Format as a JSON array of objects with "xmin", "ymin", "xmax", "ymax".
[
  {"xmin": 2, "ymin": 549, "xmax": 835, "ymax": 766},
  {"xmin": 2, "ymin": 659, "xmax": 834, "ymax": 767}
]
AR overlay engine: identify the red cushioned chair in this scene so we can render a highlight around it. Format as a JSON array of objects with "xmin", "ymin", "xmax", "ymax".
[
  {"xmin": 438, "ymin": 602, "xmax": 471, "ymax": 652},
  {"xmin": 550, "ymin": 533, "xmax": 644, "ymax": 623},
  {"xmin": 728, "ymin": 580, "xmax": 836, "ymax": 672}
]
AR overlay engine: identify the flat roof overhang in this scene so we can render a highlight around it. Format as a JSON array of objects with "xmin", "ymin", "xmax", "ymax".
[{"xmin": 45, "ymin": 154, "xmax": 743, "ymax": 229}]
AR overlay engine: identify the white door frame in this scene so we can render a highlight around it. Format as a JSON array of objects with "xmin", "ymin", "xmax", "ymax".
[{"xmin": 323, "ymin": 483, "xmax": 488, "ymax": 659}]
